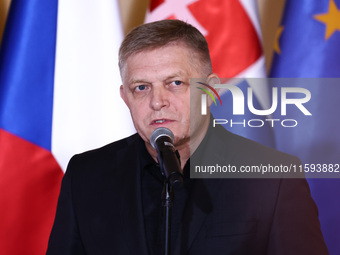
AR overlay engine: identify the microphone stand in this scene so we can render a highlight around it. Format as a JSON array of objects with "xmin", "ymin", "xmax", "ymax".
[
  {"xmin": 150, "ymin": 127, "xmax": 182, "ymax": 255},
  {"xmin": 162, "ymin": 180, "xmax": 174, "ymax": 255}
]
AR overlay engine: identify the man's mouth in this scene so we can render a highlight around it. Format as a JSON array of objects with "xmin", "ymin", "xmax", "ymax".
[
  {"xmin": 152, "ymin": 119, "xmax": 173, "ymax": 125},
  {"xmin": 154, "ymin": 119, "xmax": 166, "ymax": 124}
]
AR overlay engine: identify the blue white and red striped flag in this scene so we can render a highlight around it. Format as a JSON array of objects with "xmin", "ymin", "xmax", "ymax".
[{"xmin": 0, "ymin": 0, "xmax": 134, "ymax": 254}]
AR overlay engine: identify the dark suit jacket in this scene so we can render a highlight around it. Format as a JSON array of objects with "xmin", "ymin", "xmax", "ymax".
[{"xmin": 46, "ymin": 124, "xmax": 328, "ymax": 255}]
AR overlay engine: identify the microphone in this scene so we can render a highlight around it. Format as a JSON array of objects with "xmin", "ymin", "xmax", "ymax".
[{"xmin": 150, "ymin": 127, "xmax": 183, "ymax": 189}]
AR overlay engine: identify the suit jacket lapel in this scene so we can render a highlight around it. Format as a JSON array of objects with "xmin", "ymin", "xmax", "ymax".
[
  {"xmin": 175, "ymin": 178, "xmax": 223, "ymax": 253},
  {"xmin": 175, "ymin": 120, "xmax": 233, "ymax": 253},
  {"xmin": 119, "ymin": 137, "xmax": 149, "ymax": 255}
]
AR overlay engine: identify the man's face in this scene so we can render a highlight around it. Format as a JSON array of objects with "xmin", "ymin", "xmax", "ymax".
[{"xmin": 120, "ymin": 43, "xmax": 211, "ymax": 151}]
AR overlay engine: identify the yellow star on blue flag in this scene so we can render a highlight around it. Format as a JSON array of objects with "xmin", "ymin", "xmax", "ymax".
[{"xmin": 270, "ymin": 1, "xmax": 340, "ymax": 254}]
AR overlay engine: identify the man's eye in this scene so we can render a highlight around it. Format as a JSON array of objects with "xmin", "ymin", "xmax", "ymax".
[
  {"xmin": 171, "ymin": 80, "xmax": 182, "ymax": 86},
  {"xmin": 136, "ymin": 85, "xmax": 147, "ymax": 91}
]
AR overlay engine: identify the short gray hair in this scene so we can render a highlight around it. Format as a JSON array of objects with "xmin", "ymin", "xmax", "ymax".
[{"xmin": 118, "ymin": 19, "xmax": 212, "ymax": 79}]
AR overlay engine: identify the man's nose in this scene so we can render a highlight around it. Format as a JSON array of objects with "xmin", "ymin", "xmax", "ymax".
[{"xmin": 150, "ymin": 86, "xmax": 169, "ymax": 110}]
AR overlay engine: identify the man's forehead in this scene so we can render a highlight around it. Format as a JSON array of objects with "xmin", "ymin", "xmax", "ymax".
[
  {"xmin": 129, "ymin": 42, "xmax": 189, "ymax": 57},
  {"xmin": 124, "ymin": 50, "xmax": 194, "ymax": 81},
  {"xmin": 131, "ymin": 40, "xmax": 189, "ymax": 54},
  {"xmin": 126, "ymin": 70, "xmax": 188, "ymax": 85}
]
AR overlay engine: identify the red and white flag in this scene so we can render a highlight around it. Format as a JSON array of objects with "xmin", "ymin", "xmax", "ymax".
[{"xmin": 145, "ymin": 0, "xmax": 266, "ymax": 78}]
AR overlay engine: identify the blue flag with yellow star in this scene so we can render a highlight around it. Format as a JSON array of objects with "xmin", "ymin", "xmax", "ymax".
[{"xmin": 271, "ymin": 0, "xmax": 340, "ymax": 253}]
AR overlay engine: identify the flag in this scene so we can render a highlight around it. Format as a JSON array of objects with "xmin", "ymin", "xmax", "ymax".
[
  {"xmin": 145, "ymin": 0, "xmax": 266, "ymax": 78},
  {"xmin": 0, "ymin": 0, "xmax": 134, "ymax": 254},
  {"xmin": 270, "ymin": 0, "xmax": 340, "ymax": 253},
  {"xmin": 145, "ymin": 0, "xmax": 275, "ymax": 147}
]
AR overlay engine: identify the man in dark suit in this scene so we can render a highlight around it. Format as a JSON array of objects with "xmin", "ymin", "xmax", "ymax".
[{"xmin": 46, "ymin": 20, "xmax": 328, "ymax": 254}]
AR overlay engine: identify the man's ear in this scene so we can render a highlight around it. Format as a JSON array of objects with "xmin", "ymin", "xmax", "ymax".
[
  {"xmin": 120, "ymin": 85, "xmax": 129, "ymax": 107},
  {"xmin": 206, "ymin": 73, "xmax": 221, "ymax": 107}
]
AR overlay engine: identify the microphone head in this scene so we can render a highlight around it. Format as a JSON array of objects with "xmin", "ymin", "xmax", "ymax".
[{"xmin": 150, "ymin": 127, "xmax": 175, "ymax": 149}]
